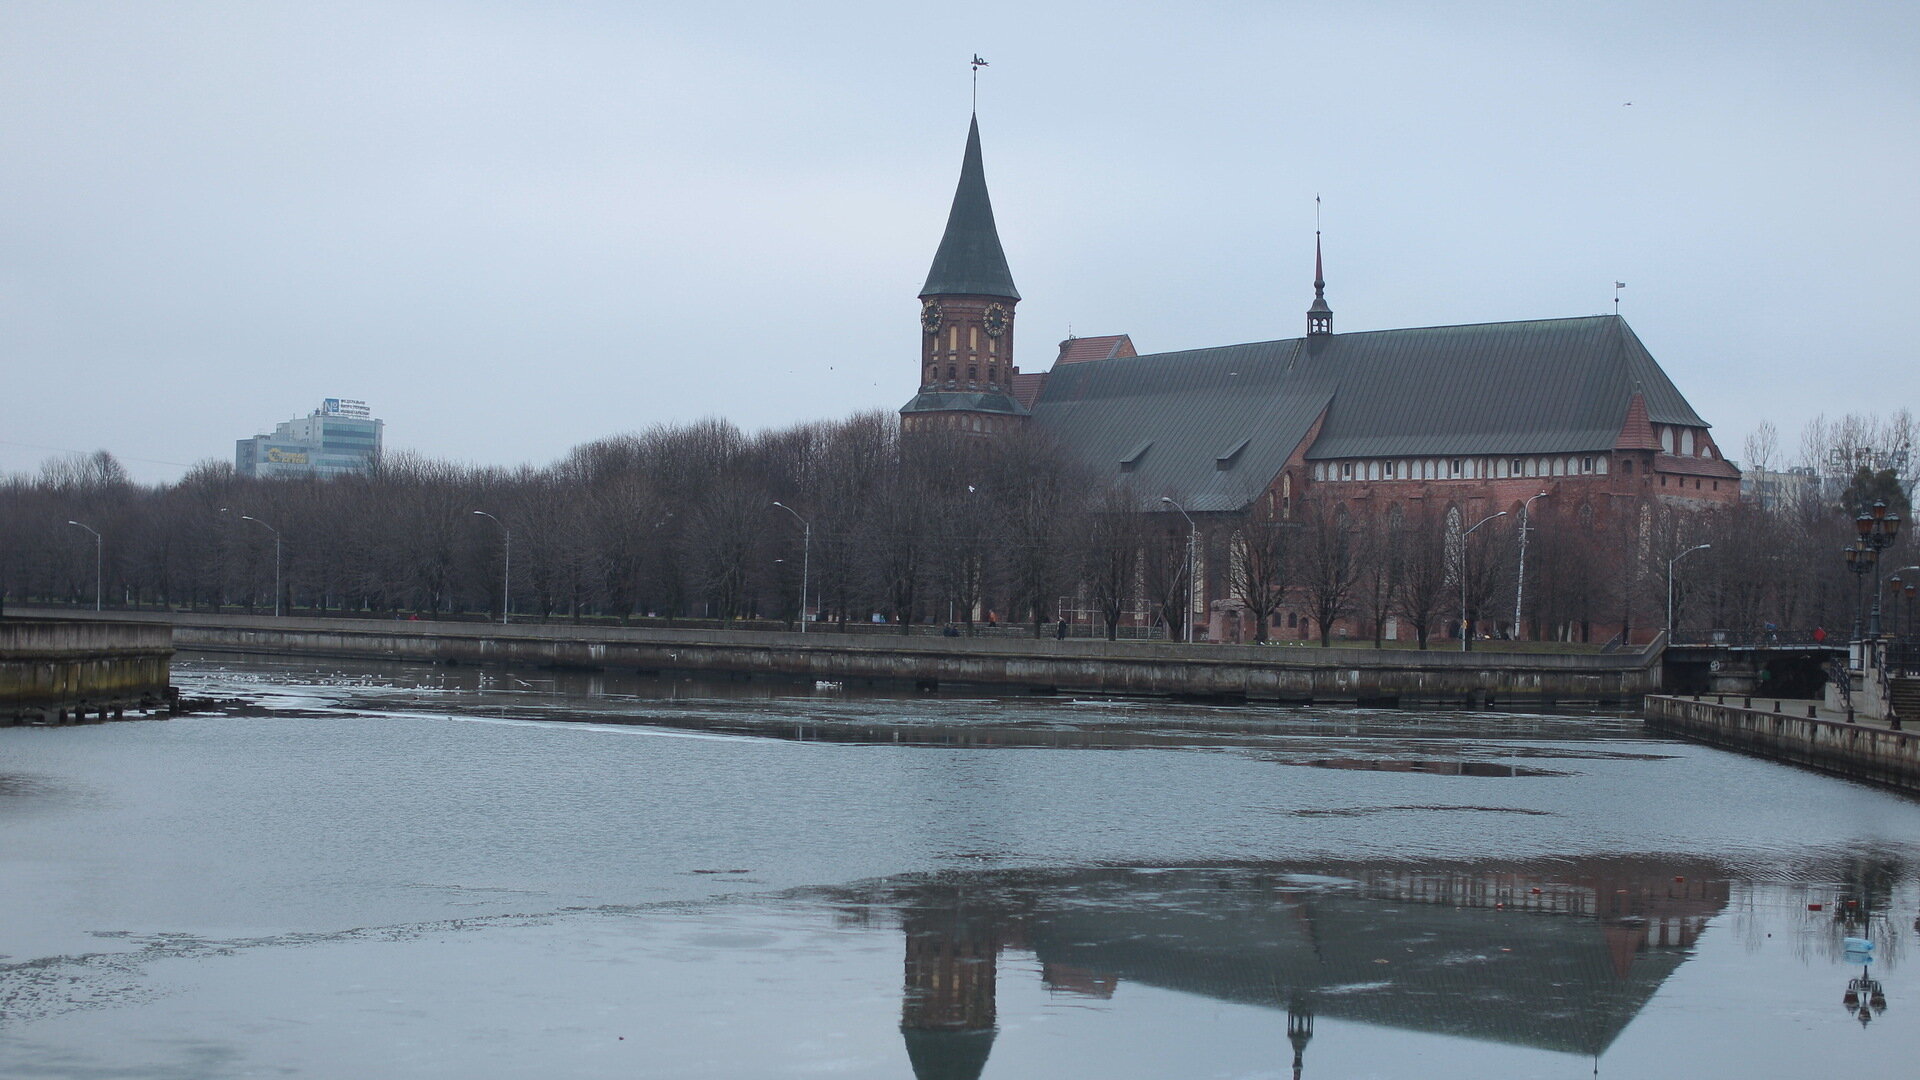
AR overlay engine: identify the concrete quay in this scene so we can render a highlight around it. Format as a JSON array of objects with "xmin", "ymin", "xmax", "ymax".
[
  {"xmin": 17, "ymin": 608, "xmax": 1658, "ymax": 707},
  {"xmin": 0, "ymin": 618, "xmax": 175, "ymax": 725},
  {"xmin": 1644, "ymin": 693, "xmax": 1920, "ymax": 794}
]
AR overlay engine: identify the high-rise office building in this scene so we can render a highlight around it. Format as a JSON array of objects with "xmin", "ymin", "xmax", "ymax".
[{"xmin": 236, "ymin": 398, "xmax": 384, "ymax": 478}]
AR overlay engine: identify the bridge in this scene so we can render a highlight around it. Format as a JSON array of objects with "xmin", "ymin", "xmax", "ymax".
[{"xmin": 1663, "ymin": 629, "xmax": 1846, "ymax": 699}]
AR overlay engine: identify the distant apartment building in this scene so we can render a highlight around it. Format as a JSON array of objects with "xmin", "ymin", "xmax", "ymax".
[
  {"xmin": 1741, "ymin": 465, "xmax": 1819, "ymax": 511},
  {"xmin": 236, "ymin": 398, "xmax": 384, "ymax": 478}
]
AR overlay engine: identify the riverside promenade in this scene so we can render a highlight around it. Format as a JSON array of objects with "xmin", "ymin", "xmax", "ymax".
[
  {"xmin": 16, "ymin": 608, "xmax": 1658, "ymax": 708},
  {"xmin": 1644, "ymin": 693, "xmax": 1920, "ymax": 794}
]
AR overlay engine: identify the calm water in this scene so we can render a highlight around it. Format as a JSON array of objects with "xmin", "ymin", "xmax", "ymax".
[{"xmin": 3, "ymin": 653, "xmax": 1917, "ymax": 1078}]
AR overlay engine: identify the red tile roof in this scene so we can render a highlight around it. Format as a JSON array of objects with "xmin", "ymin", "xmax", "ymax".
[
  {"xmin": 1010, "ymin": 372, "xmax": 1048, "ymax": 408},
  {"xmin": 1054, "ymin": 334, "xmax": 1136, "ymax": 365}
]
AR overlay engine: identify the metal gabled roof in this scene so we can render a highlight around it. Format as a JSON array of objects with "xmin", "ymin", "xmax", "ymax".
[
  {"xmin": 1028, "ymin": 315, "xmax": 1712, "ymax": 512},
  {"xmin": 1028, "ymin": 338, "xmax": 1333, "ymax": 513},
  {"xmin": 899, "ymin": 390, "xmax": 1030, "ymax": 416},
  {"xmin": 1305, "ymin": 316, "xmax": 1703, "ymax": 460},
  {"xmin": 919, "ymin": 115, "xmax": 1019, "ymax": 300}
]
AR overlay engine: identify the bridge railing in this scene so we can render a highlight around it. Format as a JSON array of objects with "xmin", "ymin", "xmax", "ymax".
[{"xmin": 1669, "ymin": 629, "xmax": 1834, "ymax": 648}]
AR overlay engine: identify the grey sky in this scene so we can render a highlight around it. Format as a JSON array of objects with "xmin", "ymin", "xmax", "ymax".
[{"xmin": 4, "ymin": 1, "xmax": 1915, "ymax": 483}]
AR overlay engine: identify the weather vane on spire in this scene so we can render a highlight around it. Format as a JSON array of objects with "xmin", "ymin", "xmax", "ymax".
[{"xmin": 972, "ymin": 54, "xmax": 989, "ymax": 110}]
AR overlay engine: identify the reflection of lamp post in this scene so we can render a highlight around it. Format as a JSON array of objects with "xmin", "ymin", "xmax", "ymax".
[
  {"xmin": 1161, "ymin": 497, "xmax": 1196, "ymax": 643},
  {"xmin": 1855, "ymin": 501, "xmax": 1902, "ymax": 637},
  {"xmin": 472, "ymin": 511, "xmax": 509, "ymax": 625},
  {"xmin": 66, "ymin": 520, "xmax": 101, "ymax": 611},
  {"xmin": 1843, "ymin": 964, "xmax": 1887, "ymax": 1027},
  {"xmin": 1287, "ymin": 1000, "xmax": 1314, "ymax": 1080},
  {"xmin": 1458, "ymin": 511, "xmax": 1507, "ymax": 652},
  {"xmin": 1666, "ymin": 544, "xmax": 1711, "ymax": 637},
  {"xmin": 770, "ymin": 502, "xmax": 811, "ymax": 634},
  {"xmin": 1512, "ymin": 491, "xmax": 1548, "ymax": 640}
]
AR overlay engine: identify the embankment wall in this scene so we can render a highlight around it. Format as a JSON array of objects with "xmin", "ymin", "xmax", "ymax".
[
  {"xmin": 32, "ymin": 610, "xmax": 1658, "ymax": 706},
  {"xmin": 1644, "ymin": 695, "xmax": 1920, "ymax": 794},
  {"xmin": 0, "ymin": 619, "xmax": 174, "ymax": 723}
]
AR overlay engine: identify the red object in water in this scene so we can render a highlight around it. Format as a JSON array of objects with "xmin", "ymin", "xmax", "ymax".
[{"xmin": 1808, "ymin": 903, "xmax": 1824, "ymax": 911}]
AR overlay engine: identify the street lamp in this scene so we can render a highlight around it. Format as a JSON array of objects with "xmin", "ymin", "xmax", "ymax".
[
  {"xmin": 771, "ymin": 502, "xmax": 811, "ymax": 634},
  {"xmin": 473, "ymin": 511, "xmax": 510, "ymax": 625},
  {"xmin": 1161, "ymin": 496, "xmax": 1197, "ymax": 643},
  {"xmin": 1666, "ymin": 543, "xmax": 1711, "ymax": 637},
  {"xmin": 221, "ymin": 508, "xmax": 282, "ymax": 616},
  {"xmin": 1458, "ymin": 510, "xmax": 1508, "ymax": 652},
  {"xmin": 1844, "ymin": 544, "xmax": 1876, "ymax": 643},
  {"xmin": 1856, "ymin": 500, "xmax": 1905, "ymax": 637},
  {"xmin": 1512, "ymin": 491, "xmax": 1549, "ymax": 639},
  {"xmin": 1884, "ymin": 567, "xmax": 1920, "ymax": 642},
  {"xmin": 66, "ymin": 520, "xmax": 101, "ymax": 612}
]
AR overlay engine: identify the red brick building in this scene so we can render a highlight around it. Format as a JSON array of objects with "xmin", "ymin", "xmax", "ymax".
[{"xmin": 902, "ymin": 115, "xmax": 1738, "ymax": 641}]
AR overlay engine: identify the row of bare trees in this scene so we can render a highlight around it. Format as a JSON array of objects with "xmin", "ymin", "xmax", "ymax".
[{"xmin": 3, "ymin": 416, "xmax": 1912, "ymax": 644}]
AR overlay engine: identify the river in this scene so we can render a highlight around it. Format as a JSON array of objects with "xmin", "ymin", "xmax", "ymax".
[{"xmin": 3, "ymin": 653, "xmax": 1917, "ymax": 1078}]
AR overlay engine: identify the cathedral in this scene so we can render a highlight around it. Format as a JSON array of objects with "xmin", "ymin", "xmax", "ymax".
[{"xmin": 900, "ymin": 113, "xmax": 1739, "ymax": 640}]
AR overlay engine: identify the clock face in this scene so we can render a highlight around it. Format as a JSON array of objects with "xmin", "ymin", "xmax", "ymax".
[
  {"xmin": 920, "ymin": 300, "xmax": 943, "ymax": 334},
  {"xmin": 982, "ymin": 302, "xmax": 1009, "ymax": 337}
]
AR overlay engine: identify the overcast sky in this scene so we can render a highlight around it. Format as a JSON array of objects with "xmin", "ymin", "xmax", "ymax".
[{"xmin": 4, "ymin": 1, "xmax": 1915, "ymax": 484}]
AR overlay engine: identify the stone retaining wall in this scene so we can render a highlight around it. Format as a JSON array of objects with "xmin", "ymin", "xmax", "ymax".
[
  {"xmin": 1644, "ymin": 694, "xmax": 1920, "ymax": 793},
  {"xmin": 50, "ymin": 610, "xmax": 1659, "ymax": 706},
  {"xmin": 0, "ymin": 619, "xmax": 174, "ymax": 723}
]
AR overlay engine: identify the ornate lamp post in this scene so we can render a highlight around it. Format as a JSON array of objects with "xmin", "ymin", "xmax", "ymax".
[
  {"xmin": 1855, "ymin": 501, "xmax": 1902, "ymax": 637},
  {"xmin": 770, "ymin": 502, "xmax": 811, "ymax": 634},
  {"xmin": 1844, "ymin": 544, "xmax": 1875, "ymax": 649},
  {"xmin": 1161, "ymin": 497, "xmax": 1197, "ymax": 643}
]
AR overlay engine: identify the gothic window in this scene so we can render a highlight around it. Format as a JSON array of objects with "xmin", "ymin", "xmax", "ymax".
[
  {"xmin": 968, "ymin": 365, "xmax": 977, "ymax": 382},
  {"xmin": 1582, "ymin": 456, "xmax": 1595, "ymax": 473},
  {"xmin": 1383, "ymin": 460, "xmax": 1396, "ymax": 479},
  {"xmin": 1341, "ymin": 462, "xmax": 1354, "ymax": 480},
  {"xmin": 1623, "ymin": 459, "xmax": 1634, "ymax": 474},
  {"xmin": 947, "ymin": 365, "xmax": 957, "ymax": 380},
  {"xmin": 1450, "ymin": 459, "xmax": 1463, "ymax": 477},
  {"xmin": 988, "ymin": 365, "xmax": 997, "ymax": 383}
]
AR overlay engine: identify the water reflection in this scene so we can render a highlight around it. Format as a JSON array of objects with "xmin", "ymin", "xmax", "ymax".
[{"xmin": 818, "ymin": 857, "xmax": 1733, "ymax": 1077}]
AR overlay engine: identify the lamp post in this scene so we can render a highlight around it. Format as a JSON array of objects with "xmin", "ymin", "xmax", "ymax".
[
  {"xmin": 1512, "ymin": 491, "xmax": 1549, "ymax": 639},
  {"xmin": 1844, "ymin": 544, "xmax": 1876, "ymax": 644},
  {"xmin": 771, "ymin": 501, "xmax": 811, "ymax": 634},
  {"xmin": 1666, "ymin": 543, "xmax": 1711, "ymax": 637},
  {"xmin": 1884, "ymin": 567, "xmax": 1919, "ymax": 644},
  {"xmin": 472, "ymin": 511, "xmax": 510, "ymax": 625},
  {"xmin": 1161, "ymin": 496, "xmax": 1197, "ymax": 643},
  {"xmin": 221, "ymin": 509, "xmax": 283, "ymax": 616},
  {"xmin": 1458, "ymin": 510, "xmax": 1508, "ymax": 652},
  {"xmin": 66, "ymin": 520, "xmax": 101, "ymax": 612},
  {"xmin": 1855, "ymin": 501, "xmax": 1904, "ymax": 637}
]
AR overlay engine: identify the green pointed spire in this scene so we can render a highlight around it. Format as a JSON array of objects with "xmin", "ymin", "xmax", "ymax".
[{"xmin": 921, "ymin": 115, "xmax": 1020, "ymax": 300}]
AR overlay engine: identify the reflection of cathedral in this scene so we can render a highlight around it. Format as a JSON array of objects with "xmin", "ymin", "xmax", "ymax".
[
  {"xmin": 871, "ymin": 858, "xmax": 1730, "ymax": 1078},
  {"xmin": 900, "ymin": 896, "xmax": 1000, "ymax": 1080}
]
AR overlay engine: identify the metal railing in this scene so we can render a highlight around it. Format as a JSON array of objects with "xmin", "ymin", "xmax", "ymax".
[{"xmin": 1669, "ymin": 629, "xmax": 1837, "ymax": 648}]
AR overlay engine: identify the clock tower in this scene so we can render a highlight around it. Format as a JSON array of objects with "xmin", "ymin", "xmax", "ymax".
[{"xmin": 900, "ymin": 114, "xmax": 1028, "ymax": 437}]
